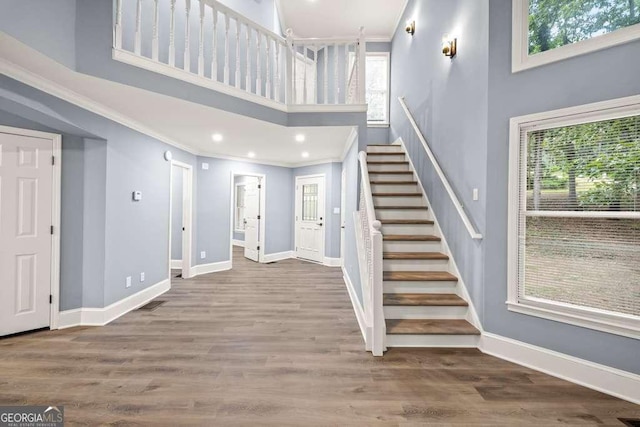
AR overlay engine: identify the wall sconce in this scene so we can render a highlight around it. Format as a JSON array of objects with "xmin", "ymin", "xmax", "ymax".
[
  {"xmin": 405, "ymin": 21, "xmax": 416, "ymax": 36},
  {"xmin": 442, "ymin": 34, "xmax": 457, "ymax": 58}
]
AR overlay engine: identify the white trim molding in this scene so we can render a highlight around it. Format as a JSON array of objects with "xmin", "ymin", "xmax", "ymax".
[
  {"xmin": 323, "ymin": 257, "xmax": 342, "ymax": 268},
  {"xmin": 512, "ymin": 0, "xmax": 640, "ymax": 73},
  {"xmin": 170, "ymin": 259, "xmax": 182, "ymax": 269},
  {"xmin": 192, "ymin": 260, "xmax": 233, "ymax": 277},
  {"xmin": 508, "ymin": 94, "xmax": 640, "ymax": 339},
  {"xmin": 232, "ymin": 239, "xmax": 245, "ymax": 248},
  {"xmin": 343, "ymin": 268, "xmax": 368, "ymax": 343},
  {"xmin": 480, "ymin": 333, "xmax": 640, "ymax": 405},
  {"xmin": 263, "ymin": 251, "xmax": 294, "ymax": 263},
  {"xmin": 58, "ymin": 278, "xmax": 170, "ymax": 329}
]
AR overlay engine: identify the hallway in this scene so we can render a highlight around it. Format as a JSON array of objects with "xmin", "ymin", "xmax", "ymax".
[{"xmin": 0, "ymin": 248, "xmax": 638, "ymax": 425}]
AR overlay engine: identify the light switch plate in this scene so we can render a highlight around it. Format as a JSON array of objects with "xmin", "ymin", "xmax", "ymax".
[
  {"xmin": 126, "ymin": 276, "xmax": 132, "ymax": 288},
  {"xmin": 140, "ymin": 272, "xmax": 145, "ymax": 282},
  {"xmin": 132, "ymin": 191, "xmax": 142, "ymax": 201},
  {"xmin": 473, "ymin": 188, "xmax": 479, "ymax": 201},
  {"xmin": 202, "ymin": 163, "xmax": 209, "ymax": 170},
  {"xmin": 200, "ymin": 251, "xmax": 206, "ymax": 259},
  {"xmin": 333, "ymin": 207, "xmax": 340, "ymax": 214}
]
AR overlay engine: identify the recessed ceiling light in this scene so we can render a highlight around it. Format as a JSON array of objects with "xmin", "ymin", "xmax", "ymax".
[
  {"xmin": 247, "ymin": 151, "xmax": 256, "ymax": 158},
  {"xmin": 295, "ymin": 134, "xmax": 306, "ymax": 143},
  {"xmin": 212, "ymin": 133, "xmax": 223, "ymax": 142},
  {"xmin": 302, "ymin": 151, "xmax": 310, "ymax": 158}
]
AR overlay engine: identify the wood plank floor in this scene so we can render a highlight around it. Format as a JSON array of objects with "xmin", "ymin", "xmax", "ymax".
[{"xmin": 0, "ymin": 247, "xmax": 638, "ymax": 425}]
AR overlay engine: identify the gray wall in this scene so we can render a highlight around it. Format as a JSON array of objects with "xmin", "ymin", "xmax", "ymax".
[
  {"xmin": 389, "ymin": 0, "xmax": 489, "ymax": 317},
  {"xmin": 292, "ymin": 162, "xmax": 343, "ymax": 259},
  {"xmin": 171, "ymin": 166, "xmax": 184, "ymax": 260},
  {"xmin": 341, "ymin": 139, "xmax": 362, "ymax": 303},
  {"xmin": 485, "ymin": 0, "xmax": 640, "ymax": 374}
]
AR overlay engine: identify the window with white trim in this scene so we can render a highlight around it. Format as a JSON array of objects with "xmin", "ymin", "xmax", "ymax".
[
  {"xmin": 512, "ymin": 0, "xmax": 640, "ymax": 72},
  {"xmin": 508, "ymin": 97, "xmax": 640, "ymax": 339},
  {"xmin": 235, "ymin": 183, "xmax": 246, "ymax": 233},
  {"xmin": 365, "ymin": 53, "xmax": 390, "ymax": 126}
]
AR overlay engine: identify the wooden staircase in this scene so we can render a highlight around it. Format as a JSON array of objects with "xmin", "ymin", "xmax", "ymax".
[{"xmin": 367, "ymin": 144, "xmax": 480, "ymax": 348}]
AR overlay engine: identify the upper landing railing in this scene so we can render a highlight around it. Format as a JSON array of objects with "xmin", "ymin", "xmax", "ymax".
[{"xmin": 113, "ymin": 0, "xmax": 367, "ymax": 112}]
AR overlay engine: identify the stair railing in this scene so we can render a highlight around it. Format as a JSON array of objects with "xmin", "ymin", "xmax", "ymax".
[
  {"xmin": 398, "ymin": 97, "xmax": 483, "ymax": 240},
  {"xmin": 113, "ymin": 0, "xmax": 365, "ymax": 108},
  {"xmin": 356, "ymin": 151, "xmax": 385, "ymax": 356}
]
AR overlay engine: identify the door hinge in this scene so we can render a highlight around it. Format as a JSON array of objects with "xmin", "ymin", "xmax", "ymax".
[
  {"xmin": 52, "ymin": 156, "xmax": 55, "ymax": 165},
  {"xmin": 50, "ymin": 225, "xmax": 54, "ymax": 235},
  {"xmin": 257, "ymin": 246, "xmax": 260, "ymax": 251},
  {"xmin": 258, "ymin": 184, "xmax": 262, "ymax": 189},
  {"xmin": 257, "ymin": 215, "xmax": 261, "ymax": 220},
  {"xmin": 49, "ymin": 295, "xmax": 53, "ymax": 304}
]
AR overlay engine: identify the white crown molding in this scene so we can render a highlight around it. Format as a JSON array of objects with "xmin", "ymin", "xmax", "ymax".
[
  {"xmin": 390, "ymin": 0, "xmax": 411, "ymax": 42},
  {"xmin": 480, "ymin": 332, "xmax": 640, "ymax": 405},
  {"xmin": 274, "ymin": 0, "xmax": 288, "ymax": 36}
]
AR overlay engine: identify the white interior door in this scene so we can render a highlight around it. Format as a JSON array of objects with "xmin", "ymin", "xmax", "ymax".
[
  {"xmin": 340, "ymin": 169, "xmax": 346, "ymax": 267},
  {"xmin": 295, "ymin": 176, "xmax": 325, "ymax": 263},
  {"xmin": 244, "ymin": 179, "xmax": 260, "ymax": 262},
  {"xmin": 0, "ymin": 132, "xmax": 53, "ymax": 336}
]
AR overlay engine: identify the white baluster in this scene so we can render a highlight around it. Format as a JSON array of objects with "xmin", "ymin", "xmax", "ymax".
[
  {"xmin": 323, "ymin": 45, "xmax": 328, "ymax": 104},
  {"xmin": 211, "ymin": 5, "xmax": 218, "ymax": 80},
  {"xmin": 358, "ymin": 27, "xmax": 367, "ymax": 104},
  {"xmin": 313, "ymin": 45, "xmax": 318, "ymax": 104},
  {"xmin": 152, "ymin": 0, "xmax": 159, "ymax": 60},
  {"xmin": 265, "ymin": 37, "xmax": 272, "ymax": 99},
  {"xmin": 134, "ymin": 0, "xmax": 142, "ymax": 55},
  {"xmin": 245, "ymin": 25, "xmax": 251, "ymax": 92},
  {"xmin": 275, "ymin": 41, "xmax": 281, "ymax": 102},
  {"xmin": 285, "ymin": 29, "xmax": 294, "ymax": 105},
  {"xmin": 114, "ymin": 0, "xmax": 123, "ymax": 49},
  {"xmin": 303, "ymin": 45, "xmax": 308, "ymax": 104},
  {"xmin": 235, "ymin": 19, "xmax": 241, "ymax": 88},
  {"xmin": 197, "ymin": 0, "xmax": 205, "ymax": 76},
  {"xmin": 169, "ymin": 0, "xmax": 176, "ymax": 66},
  {"xmin": 224, "ymin": 14, "xmax": 230, "ymax": 84},
  {"xmin": 344, "ymin": 43, "xmax": 349, "ymax": 104},
  {"xmin": 184, "ymin": 0, "xmax": 191, "ymax": 72},
  {"xmin": 333, "ymin": 43, "xmax": 339, "ymax": 104},
  {"xmin": 292, "ymin": 41, "xmax": 297, "ymax": 104},
  {"xmin": 256, "ymin": 31, "xmax": 262, "ymax": 96}
]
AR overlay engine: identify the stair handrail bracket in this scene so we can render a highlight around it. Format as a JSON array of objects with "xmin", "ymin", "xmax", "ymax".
[
  {"xmin": 357, "ymin": 151, "xmax": 386, "ymax": 357},
  {"xmin": 398, "ymin": 97, "xmax": 483, "ymax": 240}
]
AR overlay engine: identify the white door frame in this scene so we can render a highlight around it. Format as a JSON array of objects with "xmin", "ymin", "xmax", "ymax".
[
  {"xmin": 169, "ymin": 160, "xmax": 194, "ymax": 279},
  {"xmin": 294, "ymin": 173, "xmax": 326, "ymax": 263},
  {"xmin": 340, "ymin": 168, "xmax": 346, "ymax": 267},
  {"xmin": 0, "ymin": 125, "xmax": 61, "ymax": 331},
  {"xmin": 229, "ymin": 171, "xmax": 266, "ymax": 264}
]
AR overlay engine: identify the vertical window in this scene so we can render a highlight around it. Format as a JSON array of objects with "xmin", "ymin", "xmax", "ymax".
[
  {"xmin": 235, "ymin": 184, "xmax": 246, "ymax": 232},
  {"xmin": 508, "ymin": 97, "xmax": 640, "ymax": 338},
  {"xmin": 365, "ymin": 53, "xmax": 390, "ymax": 125},
  {"xmin": 512, "ymin": 0, "xmax": 640, "ymax": 71},
  {"xmin": 302, "ymin": 184, "xmax": 319, "ymax": 221}
]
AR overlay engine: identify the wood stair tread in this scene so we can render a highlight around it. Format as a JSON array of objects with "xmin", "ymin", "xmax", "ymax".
[
  {"xmin": 383, "ymin": 271, "xmax": 457, "ymax": 281},
  {"xmin": 372, "ymin": 193, "xmax": 422, "ymax": 197},
  {"xmin": 384, "ymin": 252, "xmax": 448, "ymax": 260},
  {"xmin": 370, "ymin": 181, "xmax": 417, "ymax": 185},
  {"xmin": 367, "ymin": 152, "xmax": 405, "ymax": 155},
  {"xmin": 383, "ymin": 293, "xmax": 468, "ymax": 306},
  {"xmin": 383, "ymin": 235, "xmax": 441, "ymax": 241},
  {"xmin": 374, "ymin": 206, "xmax": 428, "ymax": 210},
  {"xmin": 368, "ymin": 144, "xmax": 403, "ymax": 147},
  {"xmin": 380, "ymin": 220, "xmax": 434, "ymax": 225},
  {"xmin": 368, "ymin": 171, "xmax": 413, "ymax": 174},
  {"xmin": 367, "ymin": 161, "xmax": 410, "ymax": 165},
  {"xmin": 386, "ymin": 319, "xmax": 480, "ymax": 335}
]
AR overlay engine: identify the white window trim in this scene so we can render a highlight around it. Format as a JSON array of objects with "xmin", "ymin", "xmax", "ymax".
[
  {"xmin": 365, "ymin": 51, "xmax": 390, "ymax": 127},
  {"xmin": 234, "ymin": 182, "xmax": 246, "ymax": 234},
  {"xmin": 512, "ymin": 0, "xmax": 640, "ymax": 73},
  {"xmin": 507, "ymin": 94, "xmax": 640, "ymax": 340}
]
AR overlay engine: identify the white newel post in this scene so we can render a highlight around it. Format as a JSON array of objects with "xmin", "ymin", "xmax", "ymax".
[
  {"xmin": 134, "ymin": 0, "xmax": 142, "ymax": 54},
  {"xmin": 211, "ymin": 5, "xmax": 218, "ymax": 81},
  {"xmin": 357, "ymin": 27, "xmax": 367, "ymax": 105},
  {"xmin": 184, "ymin": 0, "xmax": 191, "ymax": 72},
  {"xmin": 198, "ymin": 0, "xmax": 205, "ymax": 76},
  {"xmin": 169, "ymin": 0, "xmax": 176, "ymax": 66},
  {"xmin": 152, "ymin": 0, "xmax": 159, "ymax": 60},
  {"xmin": 114, "ymin": 0, "xmax": 123, "ymax": 49}
]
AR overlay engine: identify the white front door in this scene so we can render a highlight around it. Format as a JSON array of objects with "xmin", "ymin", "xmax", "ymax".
[
  {"xmin": 244, "ymin": 179, "xmax": 260, "ymax": 262},
  {"xmin": 0, "ymin": 132, "xmax": 53, "ymax": 336},
  {"xmin": 295, "ymin": 176, "xmax": 325, "ymax": 263}
]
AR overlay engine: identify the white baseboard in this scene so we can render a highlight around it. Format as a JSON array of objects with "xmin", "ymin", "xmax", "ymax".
[
  {"xmin": 232, "ymin": 239, "xmax": 245, "ymax": 247},
  {"xmin": 480, "ymin": 332, "xmax": 640, "ymax": 405},
  {"xmin": 324, "ymin": 257, "xmax": 342, "ymax": 267},
  {"xmin": 263, "ymin": 251, "xmax": 294, "ymax": 263},
  {"xmin": 192, "ymin": 260, "xmax": 232, "ymax": 277},
  {"xmin": 58, "ymin": 278, "xmax": 171, "ymax": 329},
  {"xmin": 342, "ymin": 267, "xmax": 368, "ymax": 342},
  {"xmin": 170, "ymin": 259, "xmax": 182, "ymax": 269}
]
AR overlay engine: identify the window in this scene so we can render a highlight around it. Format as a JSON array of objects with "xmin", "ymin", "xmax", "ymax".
[
  {"xmin": 365, "ymin": 53, "xmax": 390, "ymax": 126},
  {"xmin": 235, "ymin": 183, "xmax": 246, "ymax": 232},
  {"xmin": 512, "ymin": 0, "xmax": 640, "ymax": 72},
  {"xmin": 508, "ymin": 95, "xmax": 640, "ymax": 339},
  {"xmin": 302, "ymin": 184, "xmax": 319, "ymax": 221}
]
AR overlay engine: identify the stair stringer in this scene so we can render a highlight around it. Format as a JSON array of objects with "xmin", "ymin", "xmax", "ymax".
[{"xmin": 395, "ymin": 137, "xmax": 484, "ymax": 336}]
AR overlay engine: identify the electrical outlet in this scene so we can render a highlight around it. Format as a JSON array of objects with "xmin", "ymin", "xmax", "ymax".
[
  {"xmin": 140, "ymin": 272, "xmax": 145, "ymax": 282},
  {"xmin": 473, "ymin": 188, "xmax": 479, "ymax": 201},
  {"xmin": 202, "ymin": 162, "xmax": 209, "ymax": 170},
  {"xmin": 126, "ymin": 276, "xmax": 132, "ymax": 288},
  {"xmin": 200, "ymin": 251, "xmax": 206, "ymax": 260}
]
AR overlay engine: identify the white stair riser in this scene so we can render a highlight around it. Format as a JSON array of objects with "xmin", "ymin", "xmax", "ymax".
[
  {"xmin": 373, "ymin": 196, "xmax": 425, "ymax": 207},
  {"xmin": 369, "ymin": 173, "xmax": 414, "ymax": 182},
  {"xmin": 384, "ymin": 306, "xmax": 468, "ymax": 319},
  {"xmin": 383, "ymin": 241, "xmax": 442, "ymax": 252},
  {"xmin": 367, "ymin": 154, "xmax": 406, "ymax": 162},
  {"xmin": 386, "ymin": 334, "xmax": 479, "ymax": 348},
  {"xmin": 384, "ymin": 282, "xmax": 457, "ymax": 294},
  {"xmin": 367, "ymin": 163, "xmax": 410, "ymax": 172},
  {"xmin": 381, "ymin": 223, "xmax": 435, "ymax": 235},
  {"xmin": 383, "ymin": 258, "xmax": 449, "ymax": 272},
  {"xmin": 371, "ymin": 183, "xmax": 418, "ymax": 193},
  {"xmin": 376, "ymin": 209, "xmax": 430, "ymax": 220},
  {"xmin": 367, "ymin": 145, "xmax": 404, "ymax": 153}
]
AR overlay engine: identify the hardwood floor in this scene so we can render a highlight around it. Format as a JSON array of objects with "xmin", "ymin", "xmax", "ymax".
[{"xmin": 0, "ymin": 247, "xmax": 638, "ymax": 425}]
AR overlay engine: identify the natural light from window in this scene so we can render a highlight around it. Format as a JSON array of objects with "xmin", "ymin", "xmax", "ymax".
[{"xmin": 365, "ymin": 54, "xmax": 390, "ymax": 125}]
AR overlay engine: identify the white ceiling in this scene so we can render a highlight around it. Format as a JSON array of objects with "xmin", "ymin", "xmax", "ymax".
[
  {"xmin": 277, "ymin": 0, "xmax": 408, "ymax": 40},
  {"xmin": 0, "ymin": 35, "xmax": 354, "ymax": 167}
]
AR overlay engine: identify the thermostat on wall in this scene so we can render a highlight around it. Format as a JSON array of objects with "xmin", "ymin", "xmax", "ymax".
[{"xmin": 132, "ymin": 191, "xmax": 142, "ymax": 201}]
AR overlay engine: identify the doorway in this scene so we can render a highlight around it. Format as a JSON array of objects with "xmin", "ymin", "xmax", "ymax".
[
  {"xmin": 169, "ymin": 160, "xmax": 193, "ymax": 280},
  {"xmin": 230, "ymin": 172, "xmax": 266, "ymax": 264},
  {"xmin": 0, "ymin": 126, "xmax": 61, "ymax": 336},
  {"xmin": 295, "ymin": 174, "xmax": 326, "ymax": 264}
]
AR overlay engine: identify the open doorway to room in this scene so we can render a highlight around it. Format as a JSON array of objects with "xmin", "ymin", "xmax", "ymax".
[
  {"xmin": 169, "ymin": 160, "xmax": 193, "ymax": 282},
  {"xmin": 230, "ymin": 172, "xmax": 266, "ymax": 265}
]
